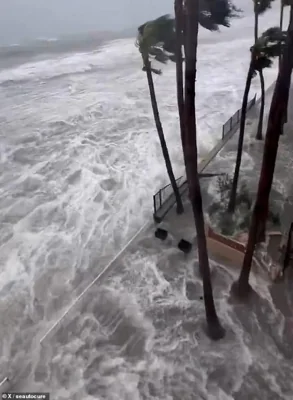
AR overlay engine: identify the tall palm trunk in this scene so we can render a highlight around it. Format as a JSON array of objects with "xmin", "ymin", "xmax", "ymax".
[
  {"xmin": 232, "ymin": 6, "xmax": 293, "ymax": 298},
  {"xmin": 256, "ymin": 68, "xmax": 265, "ymax": 140},
  {"xmin": 254, "ymin": 5, "xmax": 265, "ymax": 141},
  {"xmin": 280, "ymin": 1, "xmax": 286, "ymax": 135},
  {"xmin": 175, "ymin": 0, "xmax": 185, "ymax": 147},
  {"xmin": 279, "ymin": 1, "xmax": 284, "ymax": 69},
  {"xmin": 254, "ymin": 4, "xmax": 258, "ymax": 43},
  {"xmin": 228, "ymin": 62, "xmax": 254, "ymax": 213},
  {"xmin": 143, "ymin": 56, "xmax": 184, "ymax": 214},
  {"xmin": 183, "ymin": 0, "xmax": 224, "ymax": 340}
]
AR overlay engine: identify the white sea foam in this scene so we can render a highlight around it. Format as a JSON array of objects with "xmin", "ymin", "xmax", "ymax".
[{"xmin": 1, "ymin": 3, "xmax": 293, "ymax": 398}]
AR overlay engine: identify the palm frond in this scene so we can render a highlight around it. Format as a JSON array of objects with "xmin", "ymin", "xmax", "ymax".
[
  {"xmin": 142, "ymin": 65, "xmax": 162, "ymax": 75},
  {"xmin": 136, "ymin": 14, "xmax": 176, "ymax": 64},
  {"xmin": 254, "ymin": 55, "xmax": 273, "ymax": 71},
  {"xmin": 199, "ymin": 0, "xmax": 242, "ymax": 29},
  {"xmin": 198, "ymin": 10, "xmax": 219, "ymax": 31},
  {"xmin": 144, "ymin": 15, "xmax": 175, "ymax": 47},
  {"xmin": 251, "ymin": 26, "xmax": 287, "ymax": 71},
  {"xmin": 136, "ymin": 0, "xmax": 242, "ymax": 76},
  {"xmin": 254, "ymin": 0, "xmax": 276, "ymax": 15}
]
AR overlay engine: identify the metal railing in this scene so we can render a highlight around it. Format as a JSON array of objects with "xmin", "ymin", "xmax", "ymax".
[
  {"xmin": 153, "ymin": 93, "xmax": 257, "ymax": 218},
  {"xmin": 222, "ymin": 94, "xmax": 257, "ymax": 139},
  {"xmin": 153, "ymin": 176, "xmax": 183, "ymax": 216}
]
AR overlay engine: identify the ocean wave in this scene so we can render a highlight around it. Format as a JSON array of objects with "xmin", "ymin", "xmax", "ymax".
[
  {"xmin": 0, "ymin": 39, "xmax": 137, "ymax": 85},
  {"xmin": 0, "ymin": 7, "xmax": 286, "ymax": 397}
]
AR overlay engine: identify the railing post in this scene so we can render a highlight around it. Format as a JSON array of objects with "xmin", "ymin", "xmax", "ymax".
[
  {"xmin": 159, "ymin": 190, "xmax": 162, "ymax": 207},
  {"xmin": 153, "ymin": 195, "xmax": 156, "ymax": 214}
]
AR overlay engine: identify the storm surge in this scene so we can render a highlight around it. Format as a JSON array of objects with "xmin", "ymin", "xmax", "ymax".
[{"xmin": 0, "ymin": 5, "xmax": 286, "ymax": 398}]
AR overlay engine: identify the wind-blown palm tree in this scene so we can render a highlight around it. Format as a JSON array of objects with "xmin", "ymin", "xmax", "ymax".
[
  {"xmin": 280, "ymin": 0, "xmax": 292, "ymax": 134},
  {"xmin": 255, "ymin": 27, "xmax": 287, "ymax": 140},
  {"xmin": 182, "ymin": 0, "xmax": 237, "ymax": 341},
  {"xmin": 173, "ymin": 0, "xmax": 239, "ymax": 340},
  {"xmin": 175, "ymin": 0, "xmax": 185, "ymax": 149},
  {"xmin": 231, "ymin": 4, "xmax": 293, "ymax": 299},
  {"xmin": 279, "ymin": 0, "xmax": 285, "ymax": 68},
  {"xmin": 174, "ymin": 0, "xmax": 240, "ymax": 148},
  {"xmin": 279, "ymin": 0, "xmax": 292, "ymax": 65},
  {"xmin": 254, "ymin": 0, "xmax": 276, "ymax": 140},
  {"xmin": 136, "ymin": 16, "xmax": 184, "ymax": 215},
  {"xmin": 228, "ymin": 1, "xmax": 276, "ymax": 213}
]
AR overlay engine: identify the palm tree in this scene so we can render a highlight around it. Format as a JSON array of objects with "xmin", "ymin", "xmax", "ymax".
[
  {"xmin": 255, "ymin": 27, "xmax": 287, "ymax": 140},
  {"xmin": 182, "ymin": 0, "xmax": 227, "ymax": 341},
  {"xmin": 173, "ymin": 0, "xmax": 239, "ymax": 340},
  {"xmin": 174, "ymin": 0, "xmax": 241, "ymax": 148},
  {"xmin": 254, "ymin": 0, "xmax": 276, "ymax": 140},
  {"xmin": 228, "ymin": 0, "xmax": 276, "ymax": 213},
  {"xmin": 231, "ymin": 4, "xmax": 293, "ymax": 299},
  {"xmin": 136, "ymin": 16, "xmax": 184, "ymax": 215},
  {"xmin": 280, "ymin": 0, "xmax": 292, "ymax": 134},
  {"xmin": 279, "ymin": 0, "xmax": 285, "ymax": 68},
  {"xmin": 175, "ymin": 0, "xmax": 185, "ymax": 149}
]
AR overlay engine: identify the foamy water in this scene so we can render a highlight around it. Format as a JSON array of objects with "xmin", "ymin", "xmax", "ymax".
[{"xmin": 0, "ymin": 3, "xmax": 292, "ymax": 398}]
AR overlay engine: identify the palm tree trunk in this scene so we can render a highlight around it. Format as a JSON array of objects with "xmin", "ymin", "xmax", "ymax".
[
  {"xmin": 279, "ymin": 1, "xmax": 284, "ymax": 70},
  {"xmin": 175, "ymin": 0, "xmax": 185, "ymax": 147},
  {"xmin": 253, "ymin": 7, "xmax": 265, "ymax": 142},
  {"xmin": 143, "ymin": 55, "xmax": 184, "ymax": 214},
  {"xmin": 231, "ymin": 6, "xmax": 293, "ymax": 299},
  {"xmin": 254, "ymin": 5, "xmax": 258, "ymax": 43},
  {"xmin": 228, "ymin": 62, "xmax": 254, "ymax": 213},
  {"xmin": 280, "ymin": 1, "xmax": 286, "ymax": 135},
  {"xmin": 183, "ymin": 0, "xmax": 224, "ymax": 340},
  {"xmin": 256, "ymin": 69, "xmax": 265, "ymax": 140}
]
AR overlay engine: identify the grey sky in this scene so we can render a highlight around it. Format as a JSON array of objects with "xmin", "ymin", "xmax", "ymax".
[
  {"xmin": 0, "ymin": 0, "xmax": 175, "ymax": 44},
  {"xmin": 0, "ymin": 0, "xmax": 269, "ymax": 46}
]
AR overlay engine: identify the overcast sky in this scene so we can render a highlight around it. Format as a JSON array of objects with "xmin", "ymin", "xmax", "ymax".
[
  {"xmin": 0, "ymin": 0, "xmax": 176, "ymax": 44},
  {"xmin": 0, "ymin": 0, "xmax": 263, "ymax": 45}
]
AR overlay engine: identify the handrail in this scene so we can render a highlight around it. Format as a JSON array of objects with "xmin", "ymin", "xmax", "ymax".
[
  {"xmin": 153, "ymin": 176, "xmax": 183, "ymax": 214},
  {"xmin": 222, "ymin": 94, "xmax": 256, "ymax": 139},
  {"xmin": 158, "ymin": 176, "xmax": 183, "ymax": 193}
]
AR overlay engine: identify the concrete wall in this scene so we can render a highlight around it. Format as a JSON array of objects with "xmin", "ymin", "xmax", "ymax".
[{"xmin": 205, "ymin": 225, "xmax": 245, "ymax": 268}]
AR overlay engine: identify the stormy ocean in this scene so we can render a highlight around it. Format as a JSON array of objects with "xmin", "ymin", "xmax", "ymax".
[{"xmin": 1, "ymin": 1, "xmax": 292, "ymax": 399}]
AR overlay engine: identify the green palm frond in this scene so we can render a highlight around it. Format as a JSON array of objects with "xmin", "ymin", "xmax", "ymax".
[
  {"xmin": 136, "ymin": 0, "xmax": 241, "ymax": 75},
  {"xmin": 251, "ymin": 26, "xmax": 287, "ymax": 72},
  {"xmin": 254, "ymin": 55, "xmax": 273, "ymax": 71},
  {"xmin": 142, "ymin": 65, "xmax": 162, "ymax": 75},
  {"xmin": 137, "ymin": 15, "xmax": 175, "ymax": 51},
  {"xmin": 200, "ymin": 0, "xmax": 242, "ymax": 29},
  {"xmin": 198, "ymin": 10, "xmax": 219, "ymax": 31},
  {"xmin": 136, "ymin": 14, "xmax": 176, "ymax": 62},
  {"xmin": 254, "ymin": 0, "xmax": 276, "ymax": 15}
]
